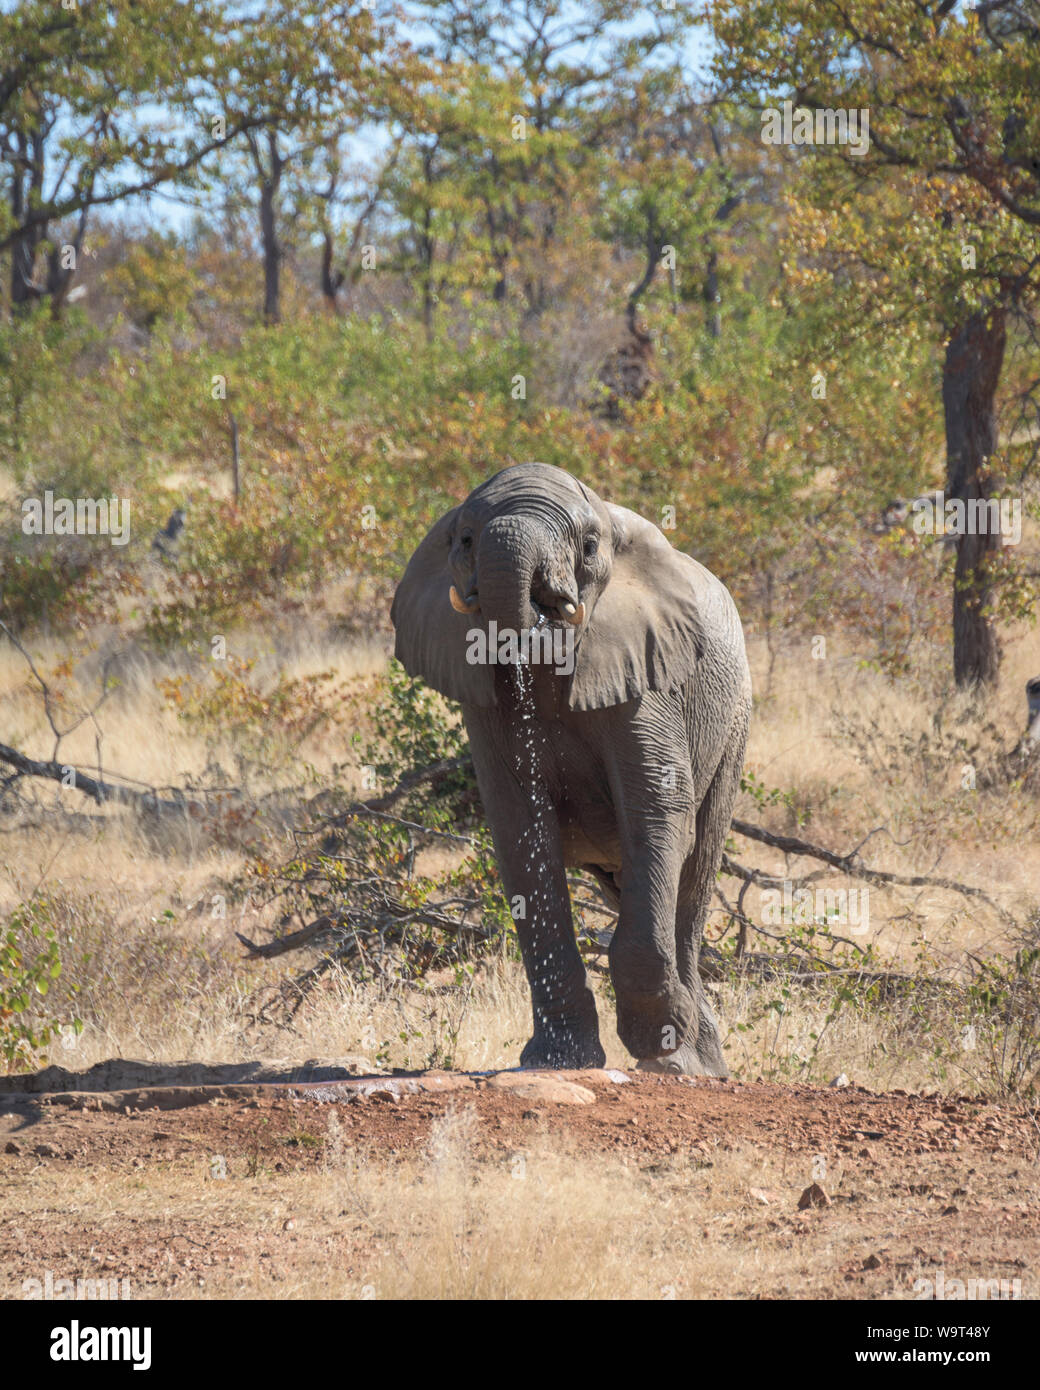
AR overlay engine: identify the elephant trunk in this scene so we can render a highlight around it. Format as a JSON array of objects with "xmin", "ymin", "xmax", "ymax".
[{"xmin": 474, "ymin": 515, "xmax": 545, "ymax": 639}]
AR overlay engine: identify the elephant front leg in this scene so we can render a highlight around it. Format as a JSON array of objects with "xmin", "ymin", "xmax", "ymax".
[
  {"xmin": 611, "ymin": 839, "xmax": 729, "ymax": 1077},
  {"xmin": 502, "ymin": 815, "xmax": 605, "ymax": 1069},
  {"xmin": 465, "ymin": 712, "xmax": 605, "ymax": 1070},
  {"xmin": 609, "ymin": 849, "xmax": 698, "ymax": 1064},
  {"xmin": 640, "ymin": 718, "xmax": 750, "ymax": 1078},
  {"xmin": 603, "ymin": 709, "xmax": 728, "ymax": 1075}
]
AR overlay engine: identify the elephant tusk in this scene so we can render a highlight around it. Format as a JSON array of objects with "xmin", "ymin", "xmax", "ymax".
[
  {"xmin": 561, "ymin": 601, "xmax": 585, "ymax": 625},
  {"xmin": 449, "ymin": 585, "xmax": 480, "ymax": 614}
]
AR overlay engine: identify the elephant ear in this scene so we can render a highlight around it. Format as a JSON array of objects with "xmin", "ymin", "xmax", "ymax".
[
  {"xmin": 568, "ymin": 503, "xmax": 703, "ymax": 712},
  {"xmin": 391, "ymin": 508, "xmax": 496, "ymax": 708}
]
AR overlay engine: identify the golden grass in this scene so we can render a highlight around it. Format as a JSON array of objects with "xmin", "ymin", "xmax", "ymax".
[
  {"xmin": 2, "ymin": 1126, "xmax": 1034, "ymax": 1300},
  {"xmin": 0, "ymin": 614, "xmax": 1037, "ymax": 1092}
]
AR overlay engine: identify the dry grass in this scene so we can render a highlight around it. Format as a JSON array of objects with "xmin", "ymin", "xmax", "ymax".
[
  {"xmin": 2, "ymin": 614, "xmax": 1039, "ymax": 1305},
  {"xmin": 5, "ymin": 903, "xmax": 1019, "ymax": 1098},
  {"xmin": 3, "ymin": 1123, "xmax": 1034, "ymax": 1301},
  {"xmin": 1, "ymin": 613, "xmax": 1037, "ymax": 1093},
  {"xmin": 743, "ymin": 625, "xmax": 1040, "ymax": 960},
  {"xmin": 0, "ymin": 624, "xmax": 388, "ymax": 798}
]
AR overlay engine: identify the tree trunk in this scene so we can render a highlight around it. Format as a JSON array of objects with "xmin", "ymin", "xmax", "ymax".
[
  {"xmin": 626, "ymin": 225, "xmax": 663, "ymax": 337},
  {"xmin": 420, "ymin": 206, "xmax": 435, "ymax": 344},
  {"xmin": 259, "ymin": 130, "xmax": 284, "ymax": 326},
  {"xmin": 703, "ymin": 247, "xmax": 721, "ymax": 338},
  {"xmin": 10, "ymin": 130, "xmax": 45, "ymax": 311},
  {"xmin": 320, "ymin": 230, "xmax": 343, "ymax": 313},
  {"xmin": 260, "ymin": 179, "xmax": 281, "ymax": 325},
  {"xmin": 942, "ymin": 307, "xmax": 1007, "ymax": 689}
]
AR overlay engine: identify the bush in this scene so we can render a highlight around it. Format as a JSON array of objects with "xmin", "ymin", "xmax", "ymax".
[{"xmin": 0, "ymin": 899, "xmax": 81, "ymax": 1073}]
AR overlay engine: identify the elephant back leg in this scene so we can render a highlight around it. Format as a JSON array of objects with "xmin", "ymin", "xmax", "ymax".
[{"xmin": 638, "ymin": 696, "xmax": 750, "ymax": 1077}]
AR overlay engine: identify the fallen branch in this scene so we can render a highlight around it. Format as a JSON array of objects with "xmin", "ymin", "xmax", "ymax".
[
  {"xmin": 0, "ymin": 739, "xmax": 204, "ymax": 817},
  {"xmin": 236, "ymin": 913, "xmax": 345, "ymax": 959},
  {"xmin": 730, "ymin": 818, "xmax": 1014, "ymax": 924}
]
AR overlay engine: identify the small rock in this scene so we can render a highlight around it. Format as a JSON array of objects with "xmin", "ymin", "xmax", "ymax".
[
  {"xmin": 829, "ymin": 1074, "xmax": 850, "ymax": 1088},
  {"xmin": 485, "ymin": 1073, "xmax": 596, "ymax": 1105},
  {"xmin": 416, "ymin": 1073, "xmax": 476, "ymax": 1094},
  {"xmin": 34, "ymin": 1142, "xmax": 59, "ymax": 1158},
  {"xmin": 749, "ymin": 1187, "xmax": 779, "ymax": 1205},
  {"xmin": 369, "ymin": 1089, "xmax": 399, "ymax": 1104},
  {"xmin": 538, "ymin": 1069, "xmax": 620, "ymax": 1084},
  {"xmin": 282, "ymin": 1219, "xmax": 296, "ymax": 1232},
  {"xmin": 4, "ymin": 1140, "xmax": 22, "ymax": 1155},
  {"xmin": 798, "ymin": 1182, "xmax": 831, "ymax": 1210},
  {"xmin": 862, "ymin": 1253, "xmax": 883, "ymax": 1270},
  {"xmin": 941, "ymin": 1204, "xmax": 959, "ymax": 1216}
]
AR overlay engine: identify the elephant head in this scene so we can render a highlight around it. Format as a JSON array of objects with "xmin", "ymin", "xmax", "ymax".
[{"xmin": 391, "ymin": 462, "xmax": 704, "ymax": 710}]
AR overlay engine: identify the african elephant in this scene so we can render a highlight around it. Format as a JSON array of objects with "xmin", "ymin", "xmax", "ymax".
[{"xmin": 391, "ymin": 462, "xmax": 751, "ymax": 1075}]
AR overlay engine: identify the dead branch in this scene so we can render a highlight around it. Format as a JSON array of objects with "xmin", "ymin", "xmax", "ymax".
[
  {"xmin": 236, "ymin": 913, "xmax": 345, "ymax": 958},
  {"xmin": 730, "ymin": 818, "xmax": 1015, "ymax": 924},
  {"xmin": 0, "ymin": 739, "xmax": 204, "ymax": 817}
]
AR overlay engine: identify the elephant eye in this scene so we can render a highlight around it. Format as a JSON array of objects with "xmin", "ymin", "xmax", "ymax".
[
  {"xmin": 583, "ymin": 535, "xmax": 598, "ymax": 561},
  {"xmin": 461, "ymin": 532, "xmax": 473, "ymax": 550}
]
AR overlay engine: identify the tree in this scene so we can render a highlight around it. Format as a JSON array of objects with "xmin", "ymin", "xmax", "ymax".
[
  {"xmin": 301, "ymin": 134, "xmax": 403, "ymax": 314},
  {"xmin": 710, "ymin": 0, "xmax": 1040, "ymax": 687},
  {"xmin": 382, "ymin": 61, "xmax": 555, "ymax": 336},
  {"xmin": 598, "ymin": 76, "xmax": 758, "ymax": 341},
  {"xmin": 0, "ymin": 0, "xmax": 244, "ymax": 316},
  {"xmin": 206, "ymin": 0, "xmax": 383, "ymax": 324},
  {"xmin": 395, "ymin": 0, "xmax": 699, "ymax": 320}
]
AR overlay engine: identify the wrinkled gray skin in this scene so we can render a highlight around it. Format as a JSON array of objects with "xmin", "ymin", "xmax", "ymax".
[{"xmin": 391, "ymin": 463, "xmax": 751, "ymax": 1075}]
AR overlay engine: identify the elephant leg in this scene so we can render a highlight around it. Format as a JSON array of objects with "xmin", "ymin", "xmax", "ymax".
[
  {"xmin": 582, "ymin": 863, "xmax": 621, "ymax": 909},
  {"xmin": 634, "ymin": 851, "xmax": 726, "ymax": 1077},
  {"xmin": 602, "ymin": 708, "xmax": 701, "ymax": 1061},
  {"xmin": 464, "ymin": 710, "xmax": 605, "ymax": 1069},
  {"xmin": 638, "ymin": 701, "xmax": 749, "ymax": 1078},
  {"xmin": 609, "ymin": 841, "xmax": 697, "ymax": 1062}
]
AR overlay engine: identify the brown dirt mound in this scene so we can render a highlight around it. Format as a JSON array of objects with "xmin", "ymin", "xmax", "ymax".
[
  {"xmin": 2, "ymin": 1062, "xmax": 1037, "ymax": 1300},
  {"xmin": 2, "ymin": 1061, "xmax": 1036, "ymax": 1165}
]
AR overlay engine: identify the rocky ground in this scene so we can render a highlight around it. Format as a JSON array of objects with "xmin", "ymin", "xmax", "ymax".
[{"xmin": 1, "ymin": 1061, "xmax": 1037, "ymax": 1300}]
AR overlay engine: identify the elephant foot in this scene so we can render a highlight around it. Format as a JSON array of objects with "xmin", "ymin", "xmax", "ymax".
[
  {"xmin": 633, "ymin": 1000, "xmax": 728, "ymax": 1078},
  {"xmin": 614, "ymin": 987, "xmax": 696, "ymax": 1064},
  {"xmin": 520, "ymin": 1023, "xmax": 606, "ymax": 1070},
  {"xmin": 636, "ymin": 1041, "xmax": 728, "ymax": 1079}
]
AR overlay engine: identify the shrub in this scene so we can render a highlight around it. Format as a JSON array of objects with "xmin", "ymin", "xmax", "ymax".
[{"xmin": 0, "ymin": 899, "xmax": 81, "ymax": 1073}]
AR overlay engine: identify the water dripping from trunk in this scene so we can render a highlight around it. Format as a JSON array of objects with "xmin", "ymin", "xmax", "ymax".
[{"xmin": 511, "ymin": 621, "xmax": 564, "ymax": 1021}]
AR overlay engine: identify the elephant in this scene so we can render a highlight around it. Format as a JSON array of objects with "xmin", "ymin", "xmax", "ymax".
[{"xmin": 390, "ymin": 462, "xmax": 751, "ymax": 1075}]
